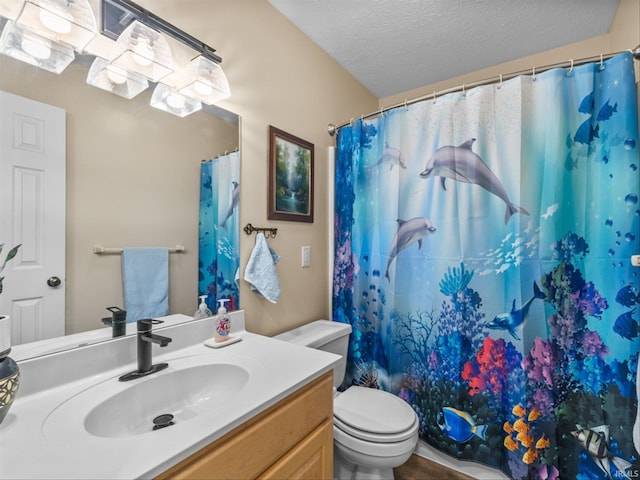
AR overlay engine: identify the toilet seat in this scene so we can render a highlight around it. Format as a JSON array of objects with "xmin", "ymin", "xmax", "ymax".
[{"xmin": 333, "ymin": 386, "xmax": 419, "ymax": 443}]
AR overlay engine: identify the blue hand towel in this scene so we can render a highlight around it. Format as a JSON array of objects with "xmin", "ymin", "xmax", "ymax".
[
  {"xmin": 122, "ymin": 248, "xmax": 169, "ymax": 322},
  {"xmin": 244, "ymin": 233, "xmax": 280, "ymax": 303}
]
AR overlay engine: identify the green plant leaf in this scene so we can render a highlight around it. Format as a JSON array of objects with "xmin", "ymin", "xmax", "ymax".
[{"xmin": 5, "ymin": 244, "xmax": 20, "ymax": 262}]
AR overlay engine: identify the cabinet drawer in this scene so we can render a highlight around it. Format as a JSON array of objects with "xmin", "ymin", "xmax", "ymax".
[{"xmin": 157, "ymin": 371, "xmax": 333, "ymax": 480}]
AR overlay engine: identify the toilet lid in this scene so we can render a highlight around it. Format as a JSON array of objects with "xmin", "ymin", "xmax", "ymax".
[{"xmin": 334, "ymin": 386, "xmax": 418, "ymax": 441}]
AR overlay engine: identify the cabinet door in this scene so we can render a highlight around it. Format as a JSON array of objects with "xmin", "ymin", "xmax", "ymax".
[{"xmin": 259, "ymin": 419, "xmax": 333, "ymax": 480}]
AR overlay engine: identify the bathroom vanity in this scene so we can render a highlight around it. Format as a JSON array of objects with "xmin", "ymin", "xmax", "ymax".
[
  {"xmin": 157, "ymin": 372, "xmax": 333, "ymax": 479},
  {"xmin": 0, "ymin": 312, "xmax": 339, "ymax": 479}
]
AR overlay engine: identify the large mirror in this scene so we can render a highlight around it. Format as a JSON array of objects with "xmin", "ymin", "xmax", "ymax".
[{"xmin": 0, "ymin": 9, "xmax": 240, "ymax": 359}]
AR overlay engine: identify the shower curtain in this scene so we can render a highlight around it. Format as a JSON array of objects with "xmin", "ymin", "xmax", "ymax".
[
  {"xmin": 199, "ymin": 151, "xmax": 240, "ymax": 312},
  {"xmin": 333, "ymin": 52, "xmax": 640, "ymax": 479}
]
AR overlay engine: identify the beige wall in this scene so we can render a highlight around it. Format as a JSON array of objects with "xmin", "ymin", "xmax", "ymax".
[{"xmin": 136, "ymin": 0, "xmax": 379, "ymax": 336}]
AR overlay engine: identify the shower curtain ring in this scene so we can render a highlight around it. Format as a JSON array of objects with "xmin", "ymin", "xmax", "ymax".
[
  {"xmin": 567, "ymin": 59, "xmax": 574, "ymax": 76},
  {"xmin": 599, "ymin": 54, "xmax": 605, "ymax": 70},
  {"xmin": 498, "ymin": 74, "xmax": 503, "ymax": 89},
  {"xmin": 532, "ymin": 66, "xmax": 536, "ymax": 81},
  {"xmin": 404, "ymin": 99, "xmax": 408, "ymax": 111},
  {"xmin": 432, "ymin": 91, "xmax": 436, "ymax": 104},
  {"xmin": 462, "ymin": 83, "xmax": 466, "ymax": 96}
]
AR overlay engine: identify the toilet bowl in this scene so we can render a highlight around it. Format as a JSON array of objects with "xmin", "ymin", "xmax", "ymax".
[{"xmin": 274, "ymin": 320, "xmax": 419, "ymax": 480}]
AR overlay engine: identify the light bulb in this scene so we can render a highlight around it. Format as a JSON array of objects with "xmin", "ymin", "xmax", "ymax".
[
  {"xmin": 166, "ymin": 93, "xmax": 185, "ymax": 110},
  {"xmin": 194, "ymin": 80, "xmax": 213, "ymax": 96},
  {"xmin": 131, "ymin": 39, "xmax": 153, "ymax": 66},
  {"xmin": 106, "ymin": 65, "xmax": 128, "ymax": 85},
  {"xmin": 39, "ymin": 9, "xmax": 72, "ymax": 34},
  {"xmin": 21, "ymin": 36, "xmax": 51, "ymax": 59}
]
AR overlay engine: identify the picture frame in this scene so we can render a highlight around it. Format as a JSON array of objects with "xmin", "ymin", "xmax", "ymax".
[{"xmin": 268, "ymin": 125, "xmax": 314, "ymax": 223}]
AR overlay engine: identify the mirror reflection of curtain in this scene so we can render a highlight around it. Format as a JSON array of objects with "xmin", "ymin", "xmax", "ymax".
[
  {"xmin": 333, "ymin": 53, "xmax": 640, "ymax": 479},
  {"xmin": 199, "ymin": 151, "xmax": 240, "ymax": 312}
]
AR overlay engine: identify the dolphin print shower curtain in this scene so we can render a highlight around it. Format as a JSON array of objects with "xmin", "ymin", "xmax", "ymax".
[
  {"xmin": 333, "ymin": 53, "xmax": 640, "ymax": 479},
  {"xmin": 199, "ymin": 151, "xmax": 240, "ymax": 312}
]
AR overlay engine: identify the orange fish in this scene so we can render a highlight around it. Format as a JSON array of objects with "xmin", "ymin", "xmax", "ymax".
[
  {"xmin": 504, "ymin": 436, "xmax": 518, "ymax": 452},
  {"xmin": 513, "ymin": 418, "xmax": 530, "ymax": 434},
  {"xmin": 522, "ymin": 448, "xmax": 538, "ymax": 464},
  {"xmin": 512, "ymin": 404, "xmax": 525, "ymax": 417},
  {"xmin": 503, "ymin": 421, "xmax": 514, "ymax": 434},
  {"xmin": 528, "ymin": 409, "xmax": 541, "ymax": 421},
  {"xmin": 517, "ymin": 432, "xmax": 534, "ymax": 448},
  {"xmin": 536, "ymin": 434, "xmax": 550, "ymax": 449}
]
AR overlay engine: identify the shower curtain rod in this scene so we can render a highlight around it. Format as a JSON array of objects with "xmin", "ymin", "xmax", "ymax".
[
  {"xmin": 202, "ymin": 147, "xmax": 239, "ymax": 162},
  {"xmin": 327, "ymin": 46, "xmax": 640, "ymax": 136}
]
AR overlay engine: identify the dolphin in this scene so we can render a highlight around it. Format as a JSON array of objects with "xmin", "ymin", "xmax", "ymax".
[
  {"xmin": 369, "ymin": 143, "xmax": 406, "ymax": 171},
  {"xmin": 220, "ymin": 181, "xmax": 239, "ymax": 229},
  {"xmin": 384, "ymin": 217, "xmax": 436, "ymax": 281},
  {"xmin": 486, "ymin": 281, "xmax": 546, "ymax": 340},
  {"xmin": 419, "ymin": 138, "xmax": 529, "ymax": 224}
]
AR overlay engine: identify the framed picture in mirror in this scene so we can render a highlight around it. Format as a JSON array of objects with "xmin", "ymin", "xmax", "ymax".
[{"xmin": 268, "ymin": 125, "xmax": 314, "ymax": 223}]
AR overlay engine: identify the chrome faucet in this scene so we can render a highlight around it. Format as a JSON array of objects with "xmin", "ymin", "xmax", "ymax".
[{"xmin": 119, "ymin": 319, "xmax": 172, "ymax": 382}]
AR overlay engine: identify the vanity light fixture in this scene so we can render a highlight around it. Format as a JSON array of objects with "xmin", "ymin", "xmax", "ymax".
[
  {"xmin": 0, "ymin": 19, "xmax": 75, "ymax": 73},
  {"xmin": 0, "ymin": 0, "xmax": 96, "ymax": 74},
  {"xmin": 178, "ymin": 55, "xmax": 231, "ymax": 105},
  {"xmin": 150, "ymin": 82, "xmax": 202, "ymax": 118},
  {"xmin": 15, "ymin": 0, "xmax": 97, "ymax": 51},
  {"xmin": 86, "ymin": 55, "xmax": 149, "ymax": 99},
  {"xmin": 109, "ymin": 19, "xmax": 173, "ymax": 83}
]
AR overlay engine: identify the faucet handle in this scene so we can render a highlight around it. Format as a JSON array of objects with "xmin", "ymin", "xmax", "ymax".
[{"xmin": 136, "ymin": 318, "xmax": 164, "ymax": 332}]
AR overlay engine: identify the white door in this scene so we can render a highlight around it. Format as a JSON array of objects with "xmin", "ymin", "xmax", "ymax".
[{"xmin": 0, "ymin": 90, "xmax": 66, "ymax": 345}]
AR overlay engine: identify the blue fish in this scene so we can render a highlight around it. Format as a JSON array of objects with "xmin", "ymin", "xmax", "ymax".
[
  {"xmin": 578, "ymin": 92, "xmax": 594, "ymax": 114},
  {"xmin": 574, "ymin": 119, "xmax": 600, "ymax": 145},
  {"xmin": 597, "ymin": 99, "xmax": 618, "ymax": 121},
  {"xmin": 615, "ymin": 285, "xmax": 637, "ymax": 308},
  {"xmin": 438, "ymin": 407, "xmax": 487, "ymax": 443},
  {"xmin": 487, "ymin": 282, "xmax": 546, "ymax": 340},
  {"xmin": 613, "ymin": 309, "xmax": 638, "ymax": 340}
]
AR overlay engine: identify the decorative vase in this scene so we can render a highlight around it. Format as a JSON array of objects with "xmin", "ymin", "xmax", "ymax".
[{"xmin": 0, "ymin": 315, "xmax": 19, "ymax": 425}]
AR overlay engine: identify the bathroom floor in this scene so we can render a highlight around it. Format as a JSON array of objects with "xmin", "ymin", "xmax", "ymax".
[{"xmin": 394, "ymin": 454, "xmax": 475, "ymax": 480}]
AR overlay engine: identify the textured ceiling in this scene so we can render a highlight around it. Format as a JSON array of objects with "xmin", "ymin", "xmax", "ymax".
[{"xmin": 268, "ymin": 0, "xmax": 621, "ymax": 98}]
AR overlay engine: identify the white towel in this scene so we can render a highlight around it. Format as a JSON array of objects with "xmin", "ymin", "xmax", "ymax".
[
  {"xmin": 244, "ymin": 233, "xmax": 280, "ymax": 303},
  {"xmin": 122, "ymin": 248, "xmax": 169, "ymax": 322}
]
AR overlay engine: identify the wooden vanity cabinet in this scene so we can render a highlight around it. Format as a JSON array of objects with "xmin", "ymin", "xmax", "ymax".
[{"xmin": 156, "ymin": 371, "xmax": 334, "ymax": 480}]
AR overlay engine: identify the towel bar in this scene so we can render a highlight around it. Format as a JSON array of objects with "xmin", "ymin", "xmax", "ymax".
[{"xmin": 93, "ymin": 245, "xmax": 186, "ymax": 254}]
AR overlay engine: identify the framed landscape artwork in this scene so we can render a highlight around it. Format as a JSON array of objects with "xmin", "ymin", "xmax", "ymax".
[{"xmin": 268, "ymin": 125, "xmax": 314, "ymax": 223}]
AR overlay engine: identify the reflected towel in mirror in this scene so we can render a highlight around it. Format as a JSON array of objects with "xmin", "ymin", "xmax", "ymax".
[
  {"xmin": 122, "ymin": 248, "xmax": 169, "ymax": 322},
  {"xmin": 244, "ymin": 233, "xmax": 280, "ymax": 303}
]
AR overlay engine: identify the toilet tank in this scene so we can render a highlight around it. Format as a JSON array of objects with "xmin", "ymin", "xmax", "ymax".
[{"xmin": 274, "ymin": 320, "xmax": 352, "ymax": 388}]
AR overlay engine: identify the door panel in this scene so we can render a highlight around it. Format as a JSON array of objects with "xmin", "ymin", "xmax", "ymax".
[{"xmin": 0, "ymin": 90, "xmax": 66, "ymax": 344}]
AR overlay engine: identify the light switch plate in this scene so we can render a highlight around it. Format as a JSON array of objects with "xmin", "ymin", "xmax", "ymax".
[{"xmin": 301, "ymin": 246, "xmax": 311, "ymax": 267}]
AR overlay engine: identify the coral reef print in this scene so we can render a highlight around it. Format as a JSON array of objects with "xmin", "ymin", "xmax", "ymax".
[{"xmin": 333, "ymin": 53, "xmax": 640, "ymax": 479}]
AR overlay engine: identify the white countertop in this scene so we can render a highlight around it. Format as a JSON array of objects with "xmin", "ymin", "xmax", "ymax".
[{"xmin": 0, "ymin": 312, "xmax": 340, "ymax": 479}]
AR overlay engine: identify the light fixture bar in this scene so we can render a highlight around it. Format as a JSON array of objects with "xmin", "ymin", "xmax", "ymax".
[{"xmin": 101, "ymin": 0, "xmax": 222, "ymax": 64}]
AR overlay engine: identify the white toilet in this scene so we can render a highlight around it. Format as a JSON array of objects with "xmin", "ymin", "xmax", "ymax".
[{"xmin": 275, "ymin": 320, "xmax": 419, "ymax": 480}]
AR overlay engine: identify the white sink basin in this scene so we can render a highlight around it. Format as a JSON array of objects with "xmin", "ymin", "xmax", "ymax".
[{"xmin": 42, "ymin": 354, "xmax": 265, "ymax": 439}]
